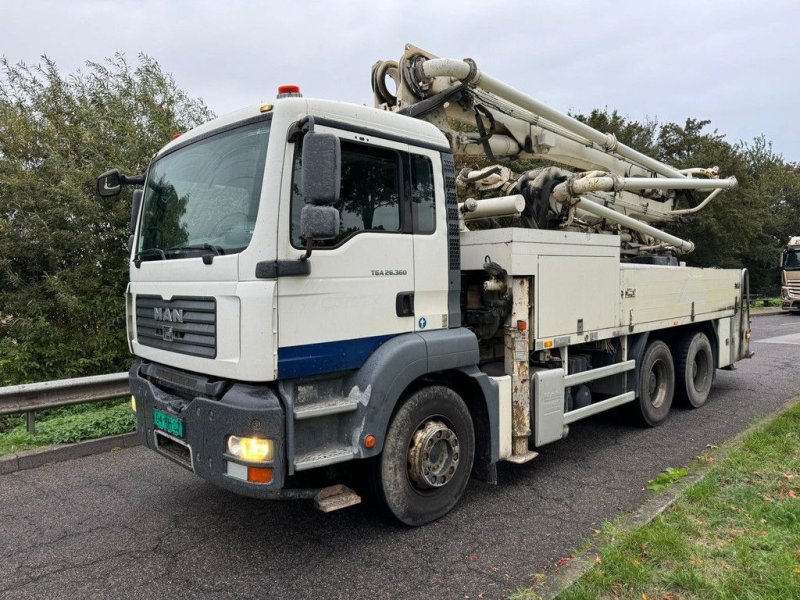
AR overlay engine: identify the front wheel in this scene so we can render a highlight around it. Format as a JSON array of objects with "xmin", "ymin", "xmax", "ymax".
[
  {"xmin": 635, "ymin": 340, "xmax": 675, "ymax": 426},
  {"xmin": 374, "ymin": 386, "xmax": 474, "ymax": 526}
]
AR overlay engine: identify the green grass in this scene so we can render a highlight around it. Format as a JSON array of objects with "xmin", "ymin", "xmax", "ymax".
[
  {"xmin": 547, "ymin": 401, "xmax": 800, "ymax": 600},
  {"xmin": 0, "ymin": 399, "xmax": 135, "ymax": 456},
  {"xmin": 751, "ymin": 297, "xmax": 781, "ymax": 308},
  {"xmin": 646, "ymin": 466, "xmax": 688, "ymax": 493}
]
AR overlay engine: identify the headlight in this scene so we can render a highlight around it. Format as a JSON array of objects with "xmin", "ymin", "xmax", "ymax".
[{"xmin": 226, "ymin": 435, "xmax": 273, "ymax": 462}]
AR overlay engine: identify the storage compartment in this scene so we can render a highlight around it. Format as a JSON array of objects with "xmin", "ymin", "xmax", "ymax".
[{"xmin": 536, "ymin": 255, "xmax": 619, "ymax": 338}]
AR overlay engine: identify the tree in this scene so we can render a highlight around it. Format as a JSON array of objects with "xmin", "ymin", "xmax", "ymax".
[
  {"xmin": 576, "ymin": 109, "xmax": 797, "ymax": 294},
  {"xmin": 0, "ymin": 54, "xmax": 214, "ymax": 385}
]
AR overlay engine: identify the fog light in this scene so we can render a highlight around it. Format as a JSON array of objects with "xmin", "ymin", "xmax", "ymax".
[
  {"xmin": 131, "ymin": 395, "xmax": 137, "ymax": 413},
  {"xmin": 227, "ymin": 435, "xmax": 273, "ymax": 462}
]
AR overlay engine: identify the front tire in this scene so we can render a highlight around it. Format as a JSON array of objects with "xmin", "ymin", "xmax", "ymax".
[
  {"xmin": 375, "ymin": 386, "xmax": 474, "ymax": 526},
  {"xmin": 674, "ymin": 332, "xmax": 714, "ymax": 408},
  {"xmin": 636, "ymin": 340, "xmax": 675, "ymax": 426}
]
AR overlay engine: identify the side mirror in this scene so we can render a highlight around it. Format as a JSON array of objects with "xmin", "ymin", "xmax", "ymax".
[
  {"xmin": 301, "ymin": 204, "xmax": 340, "ymax": 241},
  {"xmin": 130, "ymin": 189, "xmax": 143, "ymax": 232},
  {"xmin": 97, "ymin": 169, "xmax": 122, "ymax": 197},
  {"xmin": 301, "ymin": 133, "xmax": 341, "ymax": 204}
]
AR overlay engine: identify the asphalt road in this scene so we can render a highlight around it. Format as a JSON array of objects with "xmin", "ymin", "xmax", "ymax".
[{"xmin": 2, "ymin": 313, "xmax": 799, "ymax": 600}]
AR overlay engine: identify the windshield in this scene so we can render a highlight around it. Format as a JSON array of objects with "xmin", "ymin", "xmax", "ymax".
[
  {"xmin": 137, "ymin": 120, "xmax": 270, "ymax": 260},
  {"xmin": 785, "ymin": 249, "xmax": 800, "ymax": 270}
]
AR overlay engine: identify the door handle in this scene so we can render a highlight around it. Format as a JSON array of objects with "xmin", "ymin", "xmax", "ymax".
[{"xmin": 396, "ymin": 291, "xmax": 415, "ymax": 317}]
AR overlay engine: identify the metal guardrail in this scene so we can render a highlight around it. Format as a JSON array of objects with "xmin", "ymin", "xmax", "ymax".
[{"xmin": 0, "ymin": 372, "xmax": 130, "ymax": 434}]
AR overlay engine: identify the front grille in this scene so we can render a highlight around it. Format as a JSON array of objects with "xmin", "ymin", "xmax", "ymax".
[
  {"xmin": 136, "ymin": 295, "xmax": 216, "ymax": 358},
  {"xmin": 788, "ymin": 281, "xmax": 800, "ymax": 296}
]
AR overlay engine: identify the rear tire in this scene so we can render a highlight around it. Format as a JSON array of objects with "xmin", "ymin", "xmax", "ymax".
[
  {"xmin": 374, "ymin": 386, "xmax": 474, "ymax": 526},
  {"xmin": 635, "ymin": 340, "xmax": 675, "ymax": 426},
  {"xmin": 674, "ymin": 332, "xmax": 714, "ymax": 408}
]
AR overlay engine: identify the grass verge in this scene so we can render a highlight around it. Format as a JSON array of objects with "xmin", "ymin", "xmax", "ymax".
[
  {"xmin": 512, "ymin": 400, "xmax": 800, "ymax": 600},
  {"xmin": 0, "ymin": 399, "xmax": 135, "ymax": 456},
  {"xmin": 546, "ymin": 401, "xmax": 800, "ymax": 599}
]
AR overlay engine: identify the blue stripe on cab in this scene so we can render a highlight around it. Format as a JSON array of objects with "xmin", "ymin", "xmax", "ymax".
[{"xmin": 278, "ymin": 334, "xmax": 395, "ymax": 379}]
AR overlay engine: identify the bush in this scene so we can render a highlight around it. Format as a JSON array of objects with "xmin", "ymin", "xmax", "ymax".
[
  {"xmin": 0, "ymin": 55, "xmax": 214, "ymax": 385},
  {"xmin": 0, "ymin": 400, "xmax": 135, "ymax": 455}
]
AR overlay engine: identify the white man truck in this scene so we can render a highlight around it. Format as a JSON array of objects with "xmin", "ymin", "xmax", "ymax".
[
  {"xmin": 98, "ymin": 45, "xmax": 752, "ymax": 525},
  {"xmin": 781, "ymin": 236, "xmax": 800, "ymax": 312}
]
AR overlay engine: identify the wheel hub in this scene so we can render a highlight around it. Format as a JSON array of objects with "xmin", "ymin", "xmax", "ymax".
[
  {"xmin": 407, "ymin": 420, "xmax": 460, "ymax": 489},
  {"xmin": 648, "ymin": 359, "xmax": 667, "ymax": 408}
]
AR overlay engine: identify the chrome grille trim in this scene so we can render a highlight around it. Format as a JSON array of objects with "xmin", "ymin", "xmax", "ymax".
[{"xmin": 136, "ymin": 295, "xmax": 217, "ymax": 358}]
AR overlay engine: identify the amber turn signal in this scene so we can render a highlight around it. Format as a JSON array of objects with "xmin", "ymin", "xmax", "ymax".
[{"xmin": 247, "ymin": 467, "xmax": 273, "ymax": 484}]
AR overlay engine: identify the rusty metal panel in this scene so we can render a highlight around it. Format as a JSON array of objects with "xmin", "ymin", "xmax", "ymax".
[
  {"xmin": 490, "ymin": 375, "xmax": 513, "ymax": 460},
  {"xmin": 504, "ymin": 277, "xmax": 535, "ymax": 459}
]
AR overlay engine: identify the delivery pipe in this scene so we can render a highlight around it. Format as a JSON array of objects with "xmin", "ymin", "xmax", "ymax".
[
  {"xmin": 459, "ymin": 194, "xmax": 526, "ymax": 221},
  {"xmin": 420, "ymin": 58, "xmax": 688, "ymax": 180},
  {"xmin": 572, "ymin": 198, "xmax": 696, "ymax": 253},
  {"xmin": 668, "ymin": 188, "xmax": 723, "ymax": 216},
  {"xmin": 551, "ymin": 175, "xmax": 738, "ymax": 204}
]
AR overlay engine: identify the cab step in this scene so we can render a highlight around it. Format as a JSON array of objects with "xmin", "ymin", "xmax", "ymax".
[
  {"xmin": 294, "ymin": 446, "xmax": 355, "ymax": 471},
  {"xmin": 293, "ymin": 397, "xmax": 359, "ymax": 420},
  {"xmin": 504, "ymin": 450, "xmax": 539, "ymax": 464},
  {"xmin": 314, "ymin": 484, "xmax": 362, "ymax": 513}
]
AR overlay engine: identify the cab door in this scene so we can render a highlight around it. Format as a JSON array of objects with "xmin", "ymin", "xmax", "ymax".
[
  {"xmin": 406, "ymin": 148, "xmax": 450, "ymax": 333},
  {"xmin": 275, "ymin": 126, "xmax": 415, "ymax": 379}
]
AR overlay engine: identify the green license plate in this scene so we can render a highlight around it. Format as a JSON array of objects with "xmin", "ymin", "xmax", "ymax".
[{"xmin": 153, "ymin": 409, "xmax": 184, "ymax": 438}]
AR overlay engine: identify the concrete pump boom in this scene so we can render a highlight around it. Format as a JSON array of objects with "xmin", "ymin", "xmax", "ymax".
[{"xmin": 372, "ymin": 44, "xmax": 738, "ymax": 255}]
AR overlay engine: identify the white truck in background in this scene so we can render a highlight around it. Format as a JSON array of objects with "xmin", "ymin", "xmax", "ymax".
[
  {"xmin": 98, "ymin": 44, "xmax": 752, "ymax": 525},
  {"xmin": 781, "ymin": 236, "xmax": 800, "ymax": 311}
]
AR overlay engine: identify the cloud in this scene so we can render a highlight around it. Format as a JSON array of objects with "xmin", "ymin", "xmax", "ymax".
[{"xmin": 3, "ymin": 0, "xmax": 799, "ymax": 160}]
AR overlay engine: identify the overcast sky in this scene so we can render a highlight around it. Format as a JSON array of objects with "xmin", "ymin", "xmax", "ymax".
[{"xmin": 3, "ymin": 0, "xmax": 799, "ymax": 162}]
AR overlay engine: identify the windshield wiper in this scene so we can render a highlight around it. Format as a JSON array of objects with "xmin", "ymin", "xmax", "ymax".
[
  {"xmin": 133, "ymin": 247, "xmax": 166, "ymax": 268},
  {"xmin": 168, "ymin": 243, "xmax": 225, "ymax": 255},
  {"xmin": 167, "ymin": 243, "xmax": 225, "ymax": 264}
]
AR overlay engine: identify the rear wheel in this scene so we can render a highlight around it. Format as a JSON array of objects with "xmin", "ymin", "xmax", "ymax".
[
  {"xmin": 636, "ymin": 340, "xmax": 675, "ymax": 426},
  {"xmin": 674, "ymin": 332, "xmax": 714, "ymax": 408},
  {"xmin": 374, "ymin": 386, "xmax": 474, "ymax": 526}
]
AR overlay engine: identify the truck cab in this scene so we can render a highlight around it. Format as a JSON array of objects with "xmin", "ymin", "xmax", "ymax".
[
  {"xmin": 120, "ymin": 93, "xmax": 494, "ymax": 525},
  {"xmin": 781, "ymin": 236, "xmax": 800, "ymax": 311}
]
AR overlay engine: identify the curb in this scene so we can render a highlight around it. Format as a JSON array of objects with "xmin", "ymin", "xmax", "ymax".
[
  {"xmin": 750, "ymin": 308, "xmax": 789, "ymax": 317},
  {"xmin": 0, "ymin": 432, "xmax": 141, "ymax": 475},
  {"xmin": 531, "ymin": 395, "xmax": 800, "ymax": 600}
]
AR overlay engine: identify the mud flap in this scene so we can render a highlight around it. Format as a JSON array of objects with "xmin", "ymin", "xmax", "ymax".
[{"xmin": 533, "ymin": 368, "xmax": 566, "ymax": 446}]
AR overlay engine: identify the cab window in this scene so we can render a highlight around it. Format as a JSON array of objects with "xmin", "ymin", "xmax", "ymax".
[{"xmin": 291, "ymin": 141, "xmax": 400, "ymax": 248}]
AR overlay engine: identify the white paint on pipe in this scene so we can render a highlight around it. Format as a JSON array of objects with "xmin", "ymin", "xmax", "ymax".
[
  {"xmin": 459, "ymin": 135, "xmax": 522, "ymax": 156},
  {"xmin": 552, "ymin": 175, "xmax": 737, "ymax": 203},
  {"xmin": 460, "ymin": 194, "xmax": 526, "ymax": 220},
  {"xmin": 420, "ymin": 58, "xmax": 687, "ymax": 180},
  {"xmin": 669, "ymin": 188, "xmax": 723, "ymax": 216},
  {"xmin": 574, "ymin": 197, "xmax": 696, "ymax": 253}
]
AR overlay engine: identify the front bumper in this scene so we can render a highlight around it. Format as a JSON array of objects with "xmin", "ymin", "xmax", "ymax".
[
  {"xmin": 781, "ymin": 287, "xmax": 800, "ymax": 310},
  {"xmin": 781, "ymin": 299, "xmax": 800, "ymax": 310},
  {"xmin": 130, "ymin": 360, "xmax": 286, "ymax": 498}
]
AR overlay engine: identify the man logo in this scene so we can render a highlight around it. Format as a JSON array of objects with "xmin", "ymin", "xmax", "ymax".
[{"xmin": 153, "ymin": 307, "xmax": 184, "ymax": 323}]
